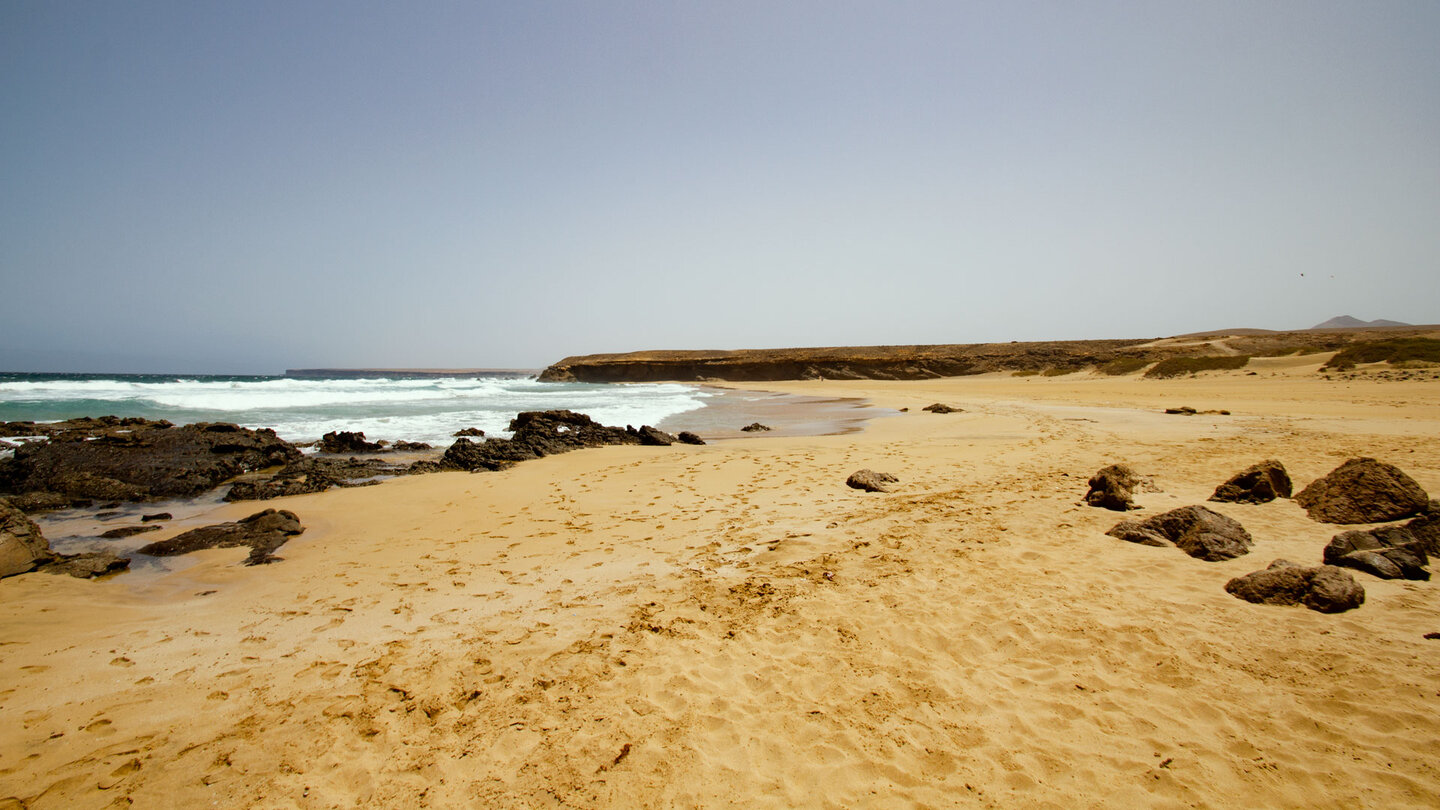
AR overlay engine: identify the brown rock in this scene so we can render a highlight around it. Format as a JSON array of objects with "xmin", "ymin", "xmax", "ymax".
[
  {"xmin": 1085, "ymin": 464, "xmax": 1147, "ymax": 511},
  {"xmin": 138, "ymin": 509, "xmax": 305, "ymax": 566},
  {"xmin": 1, "ymin": 497, "xmax": 54, "ymax": 577},
  {"xmin": 1224, "ymin": 559, "xmax": 1364, "ymax": 613},
  {"xmin": 1210, "ymin": 460, "xmax": 1292, "ymax": 504},
  {"xmin": 1106, "ymin": 505, "xmax": 1253, "ymax": 561},
  {"xmin": 846, "ymin": 470, "xmax": 898, "ymax": 493},
  {"xmin": 1294, "ymin": 458, "xmax": 1429, "ymax": 524}
]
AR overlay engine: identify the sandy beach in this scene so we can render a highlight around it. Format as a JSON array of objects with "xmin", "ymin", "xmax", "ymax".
[{"xmin": 3, "ymin": 355, "xmax": 1440, "ymax": 809}]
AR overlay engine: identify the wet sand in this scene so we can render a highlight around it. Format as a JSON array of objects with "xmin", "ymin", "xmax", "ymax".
[{"xmin": 2, "ymin": 356, "xmax": 1439, "ymax": 808}]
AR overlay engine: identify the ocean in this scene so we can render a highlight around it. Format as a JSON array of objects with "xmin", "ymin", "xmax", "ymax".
[{"xmin": 0, "ymin": 373, "xmax": 712, "ymax": 447}]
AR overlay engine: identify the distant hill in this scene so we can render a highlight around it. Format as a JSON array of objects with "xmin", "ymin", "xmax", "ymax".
[{"xmin": 1311, "ymin": 316, "xmax": 1411, "ymax": 330}]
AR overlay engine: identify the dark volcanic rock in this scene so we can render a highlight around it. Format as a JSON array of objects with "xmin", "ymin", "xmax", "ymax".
[
  {"xmin": 453, "ymin": 428, "xmax": 486, "ymax": 437},
  {"xmin": 1294, "ymin": 458, "xmax": 1429, "ymax": 524},
  {"xmin": 0, "ymin": 422, "xmax": 301, "ymax": 503},
  {"xmin": 37, "ymin": 550, "xmax": 130, "ymax": 579},
  {"xmin": 142, "ymin": 512, "xmax": 172, "ymax": 522},
  {"xmin": 224, "ymin": 457, "xmax": 407, "ymax": 502},
  {"xmin": 1106, "ymin": 505, "xmax": 1253, "ymax": 561},
  {"xmin": 1085, "ymin": 464, "xmax": 1146, "ymax": 511},
  {"xmin": 100, "ymin": 525, "xmax": 163, "ymax": 539},
  {"xmin": 1210, "ymin": 460, "xmax": 1293, "ymax": 504},
  {"xmin": 676, "ymin": 431, "xmax": 706, "ymax": 445},
  {"xmin": 441, "ymin": 411, "xmax": 642, "ymax": 472},
  {"xmin": 922, "ymin": 403, "xmax": 962, "ymax": 413},
  {"xmin": 138, "ymin": 509, "xmax": 304, "ymax": 566},
  {"xmin": 1, "ymin": 497, "xmax": 54, "ymax": 577},
  {"xmin": 318, "ymin": 431, "xmax": 384, "ymax": 454},
  {"xmin": 741, "ymin": 423, "xmax": 772, "ymax": 432},
  {"xmin": 391, "ymin": 441, "xmax": 432, "ymax": 451},
  {"xmin": 630, "ymin": 425, "xmax": 677, "ymax": 446},
  {"xmin": 846, "ymin": 470, "xmax": 898, "ymax": 493},
  {"xmin": 1224, "ymin": 559, "xmax": 1365, "ymax": 613}
]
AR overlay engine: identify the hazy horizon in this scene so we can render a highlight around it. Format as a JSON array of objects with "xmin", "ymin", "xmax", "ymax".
[{"xmin": 4, "ymin": 3, "xmax": 1438, "ymax": 375}]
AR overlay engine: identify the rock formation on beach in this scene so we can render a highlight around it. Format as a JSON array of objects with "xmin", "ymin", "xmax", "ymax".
[
  {"xmin": 1225, "ymin": 560, "xmax": 1365, "ymax": 613},
  {"xmin": 1293, "ymin": 458, "xmax": 1429, "ymax": 524},
  {"xmin": 440, "ymin": 411, "xmax": 668, "ymax": 472},
  {"xmin": 846, "ymin": 469, "xmax": 898, "ymax": 493},
  {"xmin": 1107, "ymin": 504, "xmax": 1253, "ymax": 561},
  {"xmin": 1210, "ymin": 460, "xmax": 1293, "ymax": 504},
  {"xmin": 1, "ymin": 497, "xmax": 129, "ymax": 579},
  {"xmin": 1084, "ymin": 464, "xmax": 1151, "ymax": 511},
  {"xmin": 137, "ymin": 508, "xmax": 305, "ymax": 566},
  {"xmin": 0, "ymin": 422, "xmax": 300, "ymax": 505}
]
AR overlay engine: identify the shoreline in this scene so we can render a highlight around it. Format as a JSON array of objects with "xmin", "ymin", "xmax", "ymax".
[{"xmin": 3, "ymin": 358, "xmax": 1440, "ymax": 807}]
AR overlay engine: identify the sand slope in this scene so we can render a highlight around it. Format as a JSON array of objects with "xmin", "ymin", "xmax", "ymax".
[{"xmin": 2, "ymin": 361, "xmax": 1439, "ymax": 808}]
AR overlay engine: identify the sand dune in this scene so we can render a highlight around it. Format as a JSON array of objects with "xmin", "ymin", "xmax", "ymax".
[{"xmin": 2, "ymin": 359, "xmax": 1439, "ymax": 808}]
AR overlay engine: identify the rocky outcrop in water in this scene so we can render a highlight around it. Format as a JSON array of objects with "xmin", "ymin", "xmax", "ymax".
[
  {"xmin": 441, "ymin": 411, "xmax": 646, "ymax": 472},
  {"xmin": 1294, "ymin": 458, "xmax": 1429, "ymax": 524},
  {"xmin": 317, "ymin": 431, "xmax": 384, "ymax": 454},
  {"xmin": 2, "ymin": 497, "xmax": 129, "ymax": 579},
  {"xmin": 138, "ymin": 509, "xmax": 304, "ymax": 566},
  {"xmin": 0, "ymin": 422, "xmax": 301, "ymax": 504}
]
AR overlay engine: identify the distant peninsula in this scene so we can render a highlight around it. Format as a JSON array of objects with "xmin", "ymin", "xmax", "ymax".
[{"xmin": 286, "ymin": 368, "xmax": 537, "ymax": 379}]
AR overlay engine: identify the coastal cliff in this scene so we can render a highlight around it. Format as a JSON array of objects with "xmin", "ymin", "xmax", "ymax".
[{"xmin": 538, "ymin": 328, "xmax": 1438, "ymax": 383}]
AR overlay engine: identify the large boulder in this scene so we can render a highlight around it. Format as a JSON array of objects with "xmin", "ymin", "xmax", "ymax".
[
  {"xmin": 138, "ymin": 509, "xmax": 305, "ymax": 566},
  {"xmin": 1403, "ymin": 500, "xmax": 1440, "ymax": 555},
  {"xmin": 1085, "ymin": 464, "xmax": 1148, "ymax": 511},
  {"xmin": 1225, "ymin": 559, "xmax": 1365, "ymax": 613},
  {"xmin": 1, "ymin": 497, "xmax": 54, "ymax": 577},
  {"xmin": 1210, "ymin": 460, "xmax": 1292, "ymax": 504},
  {"xmin": 1293, "ymin": 458, "xmax": 1429, "ymax": 524},
  {"xmin": 1106, "ymin": 504, "xmax": 1253, "ymax": 561},
  {"xmin": 846, "ymin": 470, "xmax": 898, "ymax": 493},
  {"xmin": 0, "ymin": 422, "xmax": 301, "ymax": 503},
  {"xmin": 1322, "ymin": 525, "xmax": 1430, "ymax": 580}
]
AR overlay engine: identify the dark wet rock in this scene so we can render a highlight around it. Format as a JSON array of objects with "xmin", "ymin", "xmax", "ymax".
[
  {"xmin": 0, "ymin": 422, "xmax": 300, "ymax": 502},
  {"xmin": 138, "ymin": 509, "xmax": 304, "ymax": 566},
  {"xmin": 1085, "ymin": 464, "xmax": 1149, "ymax": 511},
  {"xmin": 740, "ymin": 423, "xmax": 772, "ymax": 432},
  {"xmin": 1403, "ymin": 501, "xmax": 1440, "ymax": 555},
  {"xmin": 142, "ymin": 512, "xmax": 172, "ymax": 522},
  {"xmin": 1323, "ymin": 525, "xmax": 1430, "ymax": 580},
  {"xmin": 224, "ymin": 457, "xmax": 407, "ymax": 502},
  {"xmin": 317, "ymin": 431, "xmax": 384, "ymax": 454},
  {"xmin": 1165, "ymin": 406, "xmax": 1198, "ymax": 415},
  {"xmin": 441, "ymin": 411, "xmax": 642, "ymax": 473},
  {"xmin": 676, "ymin": 431, "xmax": 706, "ymax": 445},
  {"xmin": 2, "ymin": 491, "xmax": 86, "ymax": 513},
  {"xmin": 1106, "ymin": 504, "xmax": 1253, "ymax": 561},
  {"xmin": 453, "ymin": 427, "xmax": 486, "ymax": 437},
  {"xmin": 1224, "ymin": 559, "xmax": 1365, "ymax": 613},
  {"xmin": 0, "ymin": 416, "xmax": 174, "ymax": 440},
  {"xmin": 922, "ymin": 403, "xmax": 962, "ymax": 413},
  {"xmin": 37, "ymin": 550, "xmax": 130, "ymax": 579},
  {"xmin": 846, "ymin": 470, "xmax": 898, "ymax": 493},
  {"xmin": 391, "ymin": 441, "xmax": 432, "ymax": 451},
  {"xmin": 629, "ymin": 425, "xmax": 677, "ymax": 446},
  {"xmin": 1, "ymin": 497, "xmax": 54, "ymax": 577},
  {"xmin": 3, "ymin": 498, "xmax": 130, "ymax": 578},
  {"xmin": 1293, "ymin": 458, "xmax": 1429, "ymax": 524},
  {"xmin": 1210, "ymin": 460, "xmax": 1293, "ymax": 504},
  {"xmin": 100, "ymin": 525, "xmax": 163, "ymax": 539}
]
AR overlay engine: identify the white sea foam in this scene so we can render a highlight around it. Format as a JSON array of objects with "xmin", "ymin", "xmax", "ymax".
[{"xmin": 0, "ymin": 375, "xmax": 710, "ymax": 447}]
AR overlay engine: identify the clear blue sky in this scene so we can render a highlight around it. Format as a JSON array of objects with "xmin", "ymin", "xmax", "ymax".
[{"xmin": 3, "ymin": 1, "xmax": 1437, "ymax": 373}]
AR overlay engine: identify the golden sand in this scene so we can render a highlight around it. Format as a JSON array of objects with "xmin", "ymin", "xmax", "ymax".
[{"xmin": 3, "ymin": 357, "xmax": 1439, "ymax": 808}]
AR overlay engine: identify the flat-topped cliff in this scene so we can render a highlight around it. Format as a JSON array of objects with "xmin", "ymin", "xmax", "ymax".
[{"xmin": 538, "ymin": 326, "xmax": 1440, "ymax": 383}]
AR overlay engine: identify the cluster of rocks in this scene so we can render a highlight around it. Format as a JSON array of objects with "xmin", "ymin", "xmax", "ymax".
[
  {"xmin": 439, "ymin": 411, "xmax": 689, "ymax": 472},
  {"xmin": 1, "ymin": 498, "xmax": 129, "ymax": 579},
  {"xmin": 314, "ymin": 431, "xmax": 432, "ymax": 454},
  {"xmin": 922, "ymin": 403, "xmax": 963, "ymax": 414},
  {"xmin": 1091, "ymin": 456, "xmax": 1434, "ymax": 613}
]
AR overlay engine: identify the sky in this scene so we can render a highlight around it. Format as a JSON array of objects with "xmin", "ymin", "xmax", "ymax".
[{"xmin": 2, "ymin": 1, "xmax": 1438, "ymax": 374}]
